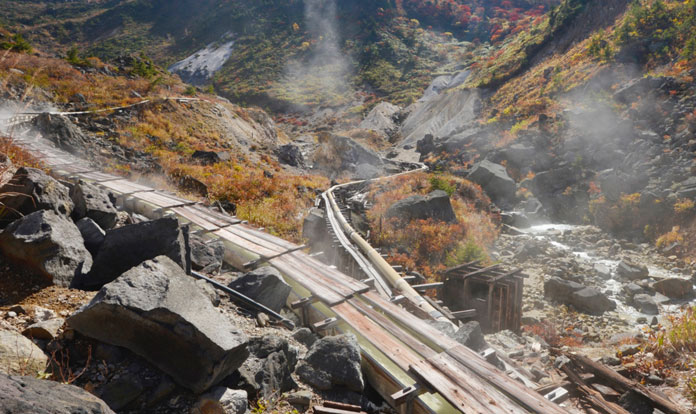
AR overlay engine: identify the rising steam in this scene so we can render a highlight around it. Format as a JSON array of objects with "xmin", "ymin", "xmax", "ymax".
[{"xmin": 282, "ymin": 0, "xmax": 353, "ymax": 107}]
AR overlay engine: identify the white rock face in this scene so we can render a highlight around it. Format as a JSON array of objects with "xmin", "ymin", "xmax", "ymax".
[{"xmin": 169, "ymin": 39, "xmax": 235, "ymax": 85}]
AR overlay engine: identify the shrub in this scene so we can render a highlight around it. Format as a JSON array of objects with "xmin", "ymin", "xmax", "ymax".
[{"xmin": 1, "ymin": 33, "xmax": 32, "ymax": 53}]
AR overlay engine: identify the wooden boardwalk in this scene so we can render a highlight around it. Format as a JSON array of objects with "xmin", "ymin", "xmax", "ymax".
[{"xmin": 5, "ymin": 121, "xmax": 569, "ymax": 414}]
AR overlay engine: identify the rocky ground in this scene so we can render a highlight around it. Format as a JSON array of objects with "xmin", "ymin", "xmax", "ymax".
[{"xmin": 0, "ymin": 160, "xmax": 377, "ymax": 414}]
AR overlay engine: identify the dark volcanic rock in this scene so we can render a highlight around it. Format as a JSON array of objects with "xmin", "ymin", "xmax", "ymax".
[
  {"xmin": 296, "ymin": 334, "xmax": 363, "ymax": 393},
  {"xmin": 228, "ymin": 267, "xmax": 291, "ymax": 313},
  {"xmin": 452, "ymin": 321, "xmax": 488, "ymax": 351},
  {"xmin": 237, "ymin": 335, "xmax": 298, "ymax": 399},
  {"xmin": 616, "ymin": 260, "xmax": 649, "ymax": 280},
  {"xmin": 75, "ymin": 217, "xmax": 105, "ymax": 256},
  {"xmin": 0, "ymin": 210, "xmax": 92, "ymax": 287},
  {"xmin": 276, "ymin": 144, "xmax": 304, "ymax": 167},
  {"xmin": 79, "ymin": 217, "xmax": 190, "ymax": 289},
  {"xmin": 632, "ymin": 294, "xmax": 659, "ymax": 315},
  {"xmin": 652, "ymin": 278, "xmax": 693, "ymax": 299},
  {"xmin": 385, "ymin": 190, "xmax": 457, "ymax": 223},
  {"xmin": 33, "ymin": 113, "xmax": 91, "ymax": 156},
  {"xmin": 569, "ymin": 287, "xmax": 616, "ymax": 315},
  {"xmin": 68, "ymin": 256, "xmax": 249, "ymax": 394},
  {"xmin": 71, "ymin": 180, "xmax": 118, "ymax": 230},
  {"xmin": 192, "ymin": 150, "xmax": 231, "ymax": 165},
  {"xmin": 543, "ymin": 277, "xmax": 584, "ymax": 302},
  {"xmin": 0, "ymin": 167, "xmax": 73, "ymax": 224},
  {"xmin": 190, "ymin": 235, "xmax": 224, "ymax": 274},
  {"xmin": 0, "ymin": 373, "xmax": 115, "ymax": 414},
  {"xmin": 466, "ymin": 160, "xmax": 516, "ymax": 207}
]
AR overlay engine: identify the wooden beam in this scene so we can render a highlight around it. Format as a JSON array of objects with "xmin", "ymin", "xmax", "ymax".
[
  {"xmin": 451, "ymin": 309, "xmax": 477, "ymax": 320},
  {"xmin": 411, "ymin": 282, "xmax": 444, "ymax": 292}
]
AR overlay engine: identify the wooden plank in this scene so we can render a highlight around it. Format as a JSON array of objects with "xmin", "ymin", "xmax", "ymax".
[
  {"xmin": 412, "ymin": 282, "xmax": 444, "ymax": 292},
  {"xmin": 214, "ymin": 227, "xmax": 281, "ymax": 257},
  {"xmin": 334, "ymin": 302, "xmax": 514, "ymax": 414},
  {"xmin": 361, "ymin": 292, "xmax": 568, "ymax": 414},
  {"xmin": 171, "ymin": 206, "xmax": 225, "ymax": 232},
  {"xmin": 322, "ymin": 401, "xmax": 364, "ymax": 412},
  {"xmin": 274, "ymin": 255, "xmax": 357, "ymax": 300},
  {"xmin": 101, "ymin": 179, "xmax": 154, "ymax": 195},
  {"xmin": 566, "ymin": 353, "xmax": 687, "ymax": 414},
  {"xmin": 451, "ymin": 309, "xmax": 477, "ymax": 319},
  {"xmin": 454, "ymin": 264, "xmax": 502, "ymax": 280},
  {"xmin": 314, "ymin": 407, "xmax": 366, "ymax": 414},
  {"xmin": 132, "ymin": 191, "xmax": 195, "ymax": 208},
  {"xmin": 560, "ymin": 363, "xmax": 629, "ymax": 414},
  {"xmin": 287, "ymin": 251, "xmax": 370, "ymax": 295},
  {"xmin": 270, "ymin": 258, "xmax": 347, "ymax": 306},
  {"xmin": 77, "ymin": 171, "xmax": 121, "ymax": 182},
  {"xmin": 188, "ymin": 204, "xmax": 242, "ymax": 227}
]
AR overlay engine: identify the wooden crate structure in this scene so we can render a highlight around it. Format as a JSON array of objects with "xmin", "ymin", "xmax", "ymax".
[{"xmin": 441, "ymin": 263, "xmax": 524, "ymax": 333}]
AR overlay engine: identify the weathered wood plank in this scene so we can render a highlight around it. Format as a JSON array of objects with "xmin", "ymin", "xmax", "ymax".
[
  {"xmin": 270, "ymin": 258, "xmax": 346, "ymax": 306},
  {"xmin": 101, "ymin": 179, "xmax": 154, "ymax": 195},
  {"xmin": 77, "ymin": 171, "xmax": 121, "ymax": 182}
]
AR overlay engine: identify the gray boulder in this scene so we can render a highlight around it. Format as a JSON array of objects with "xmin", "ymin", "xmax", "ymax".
[
  {"xmin": 569, "ymin": 287, "xmax": 616, "ymax": 315},
  {"xmin": 0, "ymin": 210, "xmax": 92, "ymax": 287},
  {"xmin": 228, "ymin": 267, "xmax": 291, "ymax": 313},
  {"xmin": 296, "ymin": 334, "xmax": 363, "ymax": 393},
  {"xmin": 632, "ymin": 294, "xmax": 659, "ymax": 315},
  {"xmin": 0, "ymin": 330, "xmax": 48, "ymax": 375},
  {"xmin": 623, "ymin": 283, "xmax": 645, "ymax": 299},
  {"xmin": 75, "ymin": 217, "xmax": 105, "ymax": 256},
  {"xmin": 190, "ymin": 235, "xmax": 224, "ymax": 274},
  {"xmin": 466, "ymin": 160, "xmax": 516, "ymax": 207},
  {"xmin": 68, "ymin": 256, "xmax": 249, "ymax": 393},
  {"xmin": 98, "ymin": 374, "xmax": 144, "ymax": 411},
  {"xmin": 292, "ymin": 327, "xmax": 318, "ymax": 348},
  {"xmin": 616, "ymin": 260, "xmax": 649, "ymax": 280},
  {"xmin": 652, "ymin": 278, "xmax": 693, "ymax": 299},
  {"xmin": 543, "ymin": 277, "xmax": 584, "ymax": 302},
  {"xmin": 302, "ymin": 208, "xmax": 327, "ymax": 246},
  {"xmin": 452, "ymin": 321, "xmax": 488, "ymax": 351},
  {"xmin": 385, "ymin": 190, "xmax": 457, "ymax": 223},
  {"xmin": 79, "ymin": 217, "xmax": 190, "ymax": 289},
  {"xmin": 192, "ymin": 150, "xmax": 231, "ymax": 165},
  {"xmin": 22, "ymin": 318, "xmax": 64, "ymax": 341},
  {"xmin": 594, "ymin": 263, "xmax": 612, "ymax": 279},
  {"xmin": 0, "ymin": 373, "xmax": 115, "ymax": 414},
  {"xmin": 359, "ymin": 102, "xmax": 401, "ymax": 138},
  {"xmin": 238, "ymin": 335, "xmax": 298, "ymax": 399},
  {"xmin": 33, "ymin": 113, "xmax": 91, "ymax": 156},
  {"xmin": 276, "ymin": 144, "xmax": 304, "ymax": 167},
  {"xmin": 0, "ymin": 167, "xmax": 73, "ymax": 224},
  {"xmin": 193, "ymin": 388, "xmax": 247, "ymax": 414},
  {"xmin": 71, "ymin": 181, "xmax": 118, "ymax": 230}
]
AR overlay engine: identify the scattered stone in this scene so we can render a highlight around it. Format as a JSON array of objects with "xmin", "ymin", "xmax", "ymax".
[
  {"xmin": 632, "ymin": 294, "xmax": 659, "ymax": 315},
  {"xmin": 33, "ymin": 306, "xmax": 58, "ymax": 322},
  {"xmin": 0, "ymin": 372, "xmax": 115, "ymax": 414},
  {"xmin": 76, "ymin": 217, "xmax": 106, "ymax": 256},
  {"xmin": 79, "ymin": 217, "xmax": 190, "ymax": 289},
  {"xmin": 543, "ymin": 277, "xmax": 584, "ymax": 302},
  {"xmin": 594, "ymin": 263, "xmax": 612, "ymax": 279},
  {"xmin": 285, "ymin": 390, "xmax": 313, "ymax": 407},
  {"xmin": 292, "ymin": 327, "xmax": 318, "ymax": 348},
  {"xmin": 195, "ymin": 279, "xmax": 221, "ymax": 307},
  {"xmin": 228, "ymin": 267, "xmax": 292, "ymax": 313},
  {"xmin": 652, "ymin": 278, "xmax": 693, "ymax": 299},
  {"xmin": 623, "ymin": 283, "xmax": 644, "ymax": 299},
  {"xmin": 0, "ymin": 167, "xmax": 73, "ymax": 224},
  {"xmin": 0, "ymin": 330, "xmax": 48, "ymax": 375},
  {"xmin": 466, "ymin": 160, "xmax": 517, "ymax": 207},
  {"xmin": 616, "ymin": 260, "xmax": 649, "ymax": 280},
  {"xmin": 71, "ymin": 180, "xmax": 119, "ymax": 230},
  {"xmin": 569, "ymin": 287, "xmax": 616, "ymax": 315},
  {"xmin": 22, "ymin": 318, "xmax": 64, "ymax": 341},
  {"xmin": 385, "ymin": 190, "xmax": 457, "ymax": 223},
  {"xmin": 68, "ymin": 256, "xmax": 249, "ymax": 393},
  {"xmin": 190, "ymin": 235, "xmax": 224, "ymax": 274},
  {"xmin": 0, "ymin": 210, "xmax": 92, "ymax": 287},
  {"xmin": 600, "ymin": 355, "xmax": 621, "ymax": 366},
  {"xmin": 99, "ymin": 374, "xmax": 144, "ymax": 411},
  {"xmin": 237, "ymin": 335, "xmax": 297, "ymax": 399},
  {"xmin": 452, "ymin": 321, "xmax": 488, "ymax": 351},
  {"xmin": 192, "ymin": 150, "xmax": 231, "ymax": 165},
  {"xmin": 296, "ymin": 334, "xmax": 364, "ymax": 393},
  {"xmin": 193, "ymin": 387, "xmax": 247, "ymax": 414}
]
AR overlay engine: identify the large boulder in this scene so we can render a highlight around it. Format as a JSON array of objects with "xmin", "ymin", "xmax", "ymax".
[
  {"xmin": 237, "ymin": 335, "xmax": 298, "ymax": 399},
  {"xmin": 632, "ymin": 294, "xmax": 659, "ymax": 315},
  {"xmin": 543, "ymin": 277, "xmax": 584, "ymax": 303},
  {"xmin": 68, "ymin": 256, "xmax": 249, "ymax": 393},
  {"xmin": 296, "ymin": 334, "xmax": 363, "ymax": 393},
  {"xmin": 276, "ymin": 144, "xmax": 304, "ymax": 167},
  {"xmin": 192, "ymin": 150, "xmax": 231, "ymax": 165},
  {"xmin": 466, "ymin": 160, "xmax": 516, "ymax": 207},
  {"xmin": 0, "ymin": 373, "xmax": 115, "ymax": 414},
  {"xmin": 616, "ymin": 260, "xmax": 649, "ymax": 281},
  {"xmin": 76, "ymin": 217, "xmax": 105, "ymax": 256},
  {"xmin": 228, "ymin": 267, "xmax": 291, "ymax": 313},
  {"xmin": 385, "ymin": 190, "xmax": 457, "ymax": 223},
  {"xmin": 452, "ymin": 321, "xmax": 488, "ymax": 351},
  {"xmin": 71, "ymin": 181, "xmax": 118, "ymax": 230},
  {"xmin": 0, "ymin": 167, "xmax": 73, "ymax": 225},
  {"xmin": 193, "ymin": 387, "xmax": 247, "ymax": 414},
  {"xmin": 359, "ymin": 102, "xmax": 401, "ymax": 138},
  {"xmin": 0, "ymin": 330, "xmax": 48, "ymax": 375},
  {"xmin": 652, "ymin": 278, "xmax": 693, "ymax": 299},
  {"xmin": 569, "ymin": 287, "xmax": 616, "ymax": 315},
  {"xmin": 33, "ymin": 113, "xmax": 91, "ymax": 156},
  {"xmin": 0, "ymin": 210, "xmax": 92, "ymax": 287},
  {"xmin": 78, "ymin": 217, "xmax": 190, "ymax": 289}
]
